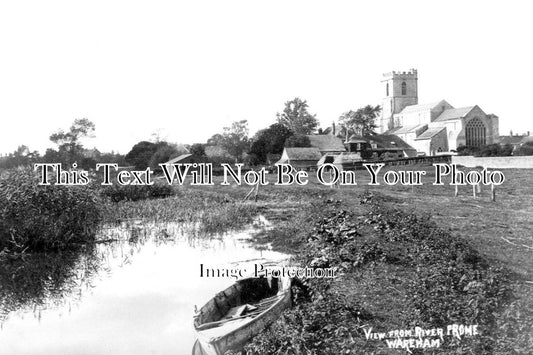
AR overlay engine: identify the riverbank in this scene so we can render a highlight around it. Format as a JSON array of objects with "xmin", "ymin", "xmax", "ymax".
[
  {"xmin": 2, "ymin": 165, "xmax": 529, "ymax": 354},
  {"xmin": 184, "ymin": 166, "xmax": 532, "ymax": 354}
]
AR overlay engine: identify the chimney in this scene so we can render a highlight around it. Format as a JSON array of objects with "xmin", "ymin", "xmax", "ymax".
[
  {"xmin": 528, "ymin": 131, "xmax": 531, "ymax": 136},
  {"xmin": 332, "ymin": 121, "xmax": 335, "ymax": 136},
  {"xmin": 345, "ymin": 127, "xmax": 349, "ymax": 143}
]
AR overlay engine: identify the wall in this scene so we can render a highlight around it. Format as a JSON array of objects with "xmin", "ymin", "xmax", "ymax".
[
  {"xmin": 452, "ymin": 155, "xmax": 533, "ymax": 169},
  {"xmin": 412, "ymin": 139, "xmax": 430, "ymax": 156},
  {"xmin": 429, "ymin": 129, "xmax": 449, "ymax": 155}
]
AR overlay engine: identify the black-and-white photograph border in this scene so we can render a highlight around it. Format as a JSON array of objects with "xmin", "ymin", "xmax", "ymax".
[{"xmin": 1, "ymin": 1, "xmax": 532, "ymax": 354}]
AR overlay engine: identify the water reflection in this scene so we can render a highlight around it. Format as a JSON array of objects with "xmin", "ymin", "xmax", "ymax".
[{"xmin": 0, "ymin": 219, "xmax": 287, "ymax": 355}]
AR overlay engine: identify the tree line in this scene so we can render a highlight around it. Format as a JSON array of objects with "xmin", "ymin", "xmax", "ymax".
[{"xmin": 0, "ymin": 98, "xmax": 382, "ymax": 170}]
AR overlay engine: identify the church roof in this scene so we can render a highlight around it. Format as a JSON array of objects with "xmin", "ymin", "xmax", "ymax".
[
  {"xmin": 394, "ymin": 124, "xmax": 427, "ymax": 134},
  {"xmin": 434, "ymin": 106, "xmax": 475, "ymax": 122},
  {"xmin": 306, "ymin": 135, "xmax": 346, "ymax": 152},
  {"xmin": 415, "ymin": 127, "xmax": 446, "ymax": 140},
  {"xmin": 399, "ymin": 100, "xmax": 450, "ymax": 115}
]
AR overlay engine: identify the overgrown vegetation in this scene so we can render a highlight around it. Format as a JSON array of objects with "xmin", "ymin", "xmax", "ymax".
[
  {"xmin": 457, "ymin": 143, "xmax": 514, "ymax": 157},
  {"xmin": 101, "ymin": 188, "xmax": 260, "ymax": 235},
  {"xmin": 0, "ymin": 169, "xmax": 102, "ymax": 252},
  {"xmin": 100, "ymin": 181, "xmax": 175, "ymax": 202},
  {"xmin": 246, "ymin": 193, "xmax": 530, "ymax": 354}
]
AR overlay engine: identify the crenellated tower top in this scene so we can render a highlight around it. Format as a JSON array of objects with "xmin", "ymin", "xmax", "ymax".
[{"xmin": 378, "ymin": 68, "xmax": 419, "ymax": 133}]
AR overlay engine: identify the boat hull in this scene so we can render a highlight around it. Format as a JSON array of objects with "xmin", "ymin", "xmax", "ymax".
[{"xmin": 193, "ymin": 277, "xmax": 292, "ymax": 355}]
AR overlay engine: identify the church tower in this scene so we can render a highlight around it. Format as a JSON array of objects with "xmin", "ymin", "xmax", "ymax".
[{"xmin": 379, "ymin": 69, "xmax": 418, "ymax": 133}]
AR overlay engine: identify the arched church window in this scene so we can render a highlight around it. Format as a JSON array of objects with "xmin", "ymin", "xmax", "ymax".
[
  {"xmin": 386, "ymin": 83, "xmax": 389, "ymax": 96},
  {"xmin": 401, "ymin": 81, "xmax": 407, "ymax": 95},
  {"xmin": 465, "ymin": 117, "xmax": 486, "ymax": 147}
]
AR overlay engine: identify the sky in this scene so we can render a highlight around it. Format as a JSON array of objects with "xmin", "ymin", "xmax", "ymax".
[{"xmin": 1, "ymin": 0, "xmax": 532, "ymax": 155}]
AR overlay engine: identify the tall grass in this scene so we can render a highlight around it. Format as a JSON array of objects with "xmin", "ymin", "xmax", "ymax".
[
  {"xmin": 100, "ymin": 182, "xmax": 174, "ymax": 202},
  {"xmin": 246, "ymin": 193, "xmax": 528, "ymax": 354},
  {"xmin": 0, "ymin": 168, "xmax": 102, "ymax": 251},
  {"xmin": 102, "ymin": 189, "xmax": 260, "ymax": 235}
]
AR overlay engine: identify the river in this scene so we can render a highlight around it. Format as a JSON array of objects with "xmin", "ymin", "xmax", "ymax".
[{"xmin": 0, "ymin": 219, "xmax": 287, "ymax": 355}]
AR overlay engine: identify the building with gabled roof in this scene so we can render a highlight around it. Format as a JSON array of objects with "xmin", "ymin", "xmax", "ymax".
[
  {"xmin": 378, "ymin": 69, "xmax": 499, "ymax": 155},
  {"xmin": 306, "ymin": 135, "xmax": 346, "ymax": 155},
  {"xmin": 276, "ymin": 147, "xmax": 322, "ymax": 169},
  {"xmin": 413, "ymin": 127, "xmax": 448, "ymax": 155},
  {"xmin": 365, "ymin": 134, "xmax": 418, "ymax": 158},
  {"xmin": 433, "ymin": 106, "xmax": 476, "ymax": 122}
]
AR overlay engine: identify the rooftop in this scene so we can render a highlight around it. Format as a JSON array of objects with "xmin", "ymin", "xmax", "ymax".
[
  {"xmin": 415, "ymin": 127, "xmax": 446, "ymax": 140},
  {"xmin": 394, "ymin": 124, "xmax": 427, "ymax": 134},
  {"xmin": 399, "ymin": 100, "xmax": 450, "ymax": 115},
  {"xmin": 366, "ymin": 134, "xmax": 416, "ymax": 151},
  {"xmin": 307, "ymin": 135, "xmax": 346, "ymax": 152},
  {"xmin": 433, "ymin": 106, "xmax": 476, "ymax": 122},
  {"xmin": 283, "ymin": 147, "xmax": 322, "ymax": 161}
]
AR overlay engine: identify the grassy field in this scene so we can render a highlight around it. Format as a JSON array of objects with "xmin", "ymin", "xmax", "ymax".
[
  {"xmin": 187, "ymin": 165, "xmax": 531, "ymax": 276},
  {"xmin": 183, "ymin": 164, "xmax": 532, "ymax": 354}
]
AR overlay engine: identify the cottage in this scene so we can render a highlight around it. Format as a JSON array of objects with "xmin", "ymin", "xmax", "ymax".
[
  {"xmin": 276, "ymin": 147, "xmax": 322, "ymax": 169},
  {"xmin": 306, "ymin": 135, "xmax": 346, "ymax": 155},
  {"xmin": 365, "ymin": 134, "xmax": 418, "ymax": 159}
]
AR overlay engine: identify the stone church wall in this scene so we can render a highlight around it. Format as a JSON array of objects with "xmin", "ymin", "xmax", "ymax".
[{"xmin": 429, "ymin": 129, "xmax": 449, "ymax": 155}]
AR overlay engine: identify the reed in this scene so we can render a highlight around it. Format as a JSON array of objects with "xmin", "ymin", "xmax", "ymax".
[{"xmin": 0, "ymin": 168, "xmax": 102, "ymax": 251}]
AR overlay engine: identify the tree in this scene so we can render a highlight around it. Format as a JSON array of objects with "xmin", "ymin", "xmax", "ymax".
[
  {"xmin": 99, "ymin": 151, "xmax": 127, "ymax": 166},
  {"xmin": 516, "ymin": 141, "xmax": 533, "ymax": 156},
  {"xmin": 125, "ymin": 141, "xmax": 159, "ymax": 169},
  {"xmin": 0, "ymin": 145, "xmax": 40, "ymax": 169},
  {"xmin": 220, "ymin": 120, "xmax": 250, "ymax": 162},
  {"xmin": 285, "ymin": 135, "xmax": 311, "ymax": 148},
  {"xmin": 207, "ymin": 133, "xmax": 224, "ymax": 146},
  {"xmin": 49, "ymin": 118, "xmax": 96, "ymax": 165},
  {"xmin": 338, "ymin": 105, "xmax": 381, "ymax": 137},
  {"xmin": 249, "ymin": 123, "xmax": 294, "ymax": 164},
  {"xmin": 149, "ymin": 143, "xmax": 180, "ymax": 171},
  {"xmin": 277, "ymin": 98, "xmax": 319, "ymax": 135},
  {"xmin": 189, "ymin": 143, "xmax": 206, "ymax": 157}
]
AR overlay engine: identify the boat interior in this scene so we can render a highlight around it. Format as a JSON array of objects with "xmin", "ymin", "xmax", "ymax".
[{"xmin": 194, "ymin": 277, "xmax": 282, "ymax": 330}]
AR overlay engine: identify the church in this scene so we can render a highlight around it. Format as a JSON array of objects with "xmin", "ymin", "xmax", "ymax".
[{"xmin": 378, "ymin": 69, "xmax": 499, "ymax": 155}]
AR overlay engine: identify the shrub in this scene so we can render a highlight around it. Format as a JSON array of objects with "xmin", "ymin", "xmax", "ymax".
[
  {"xmin": 0, "ymin": 168, "xmax": 102, "ymax": 251},
  {"xmin": 100, "ymin": 182, "xmax": 175, "ymax": 202},
  {"xmin": 457, "ymin": 144, "xmax": 513, "ymax": 157},
  {"xmin": 515, "ymin": 141, "xmax": 533, "ymax": 156}
]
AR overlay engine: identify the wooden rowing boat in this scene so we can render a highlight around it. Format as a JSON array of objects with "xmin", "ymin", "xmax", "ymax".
[{"xmin": 192, "ymin": 276, "xmax": 292, "ymax": 355}]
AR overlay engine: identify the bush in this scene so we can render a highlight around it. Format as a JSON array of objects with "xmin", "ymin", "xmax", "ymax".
[
  {"xmin": 0, "ymin": 168, "xmax": 102, "ymax": 251},
  {"xmin": 515, "ymin": 142, "xmax": 533, "ymax": 156},
  {"xmin": 100, "ymin": 181, "xmax": 175, "ymax": 202},
  {"xmin": 457, "ymin": 144, "xmax": 513, "ymax": 157}
]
